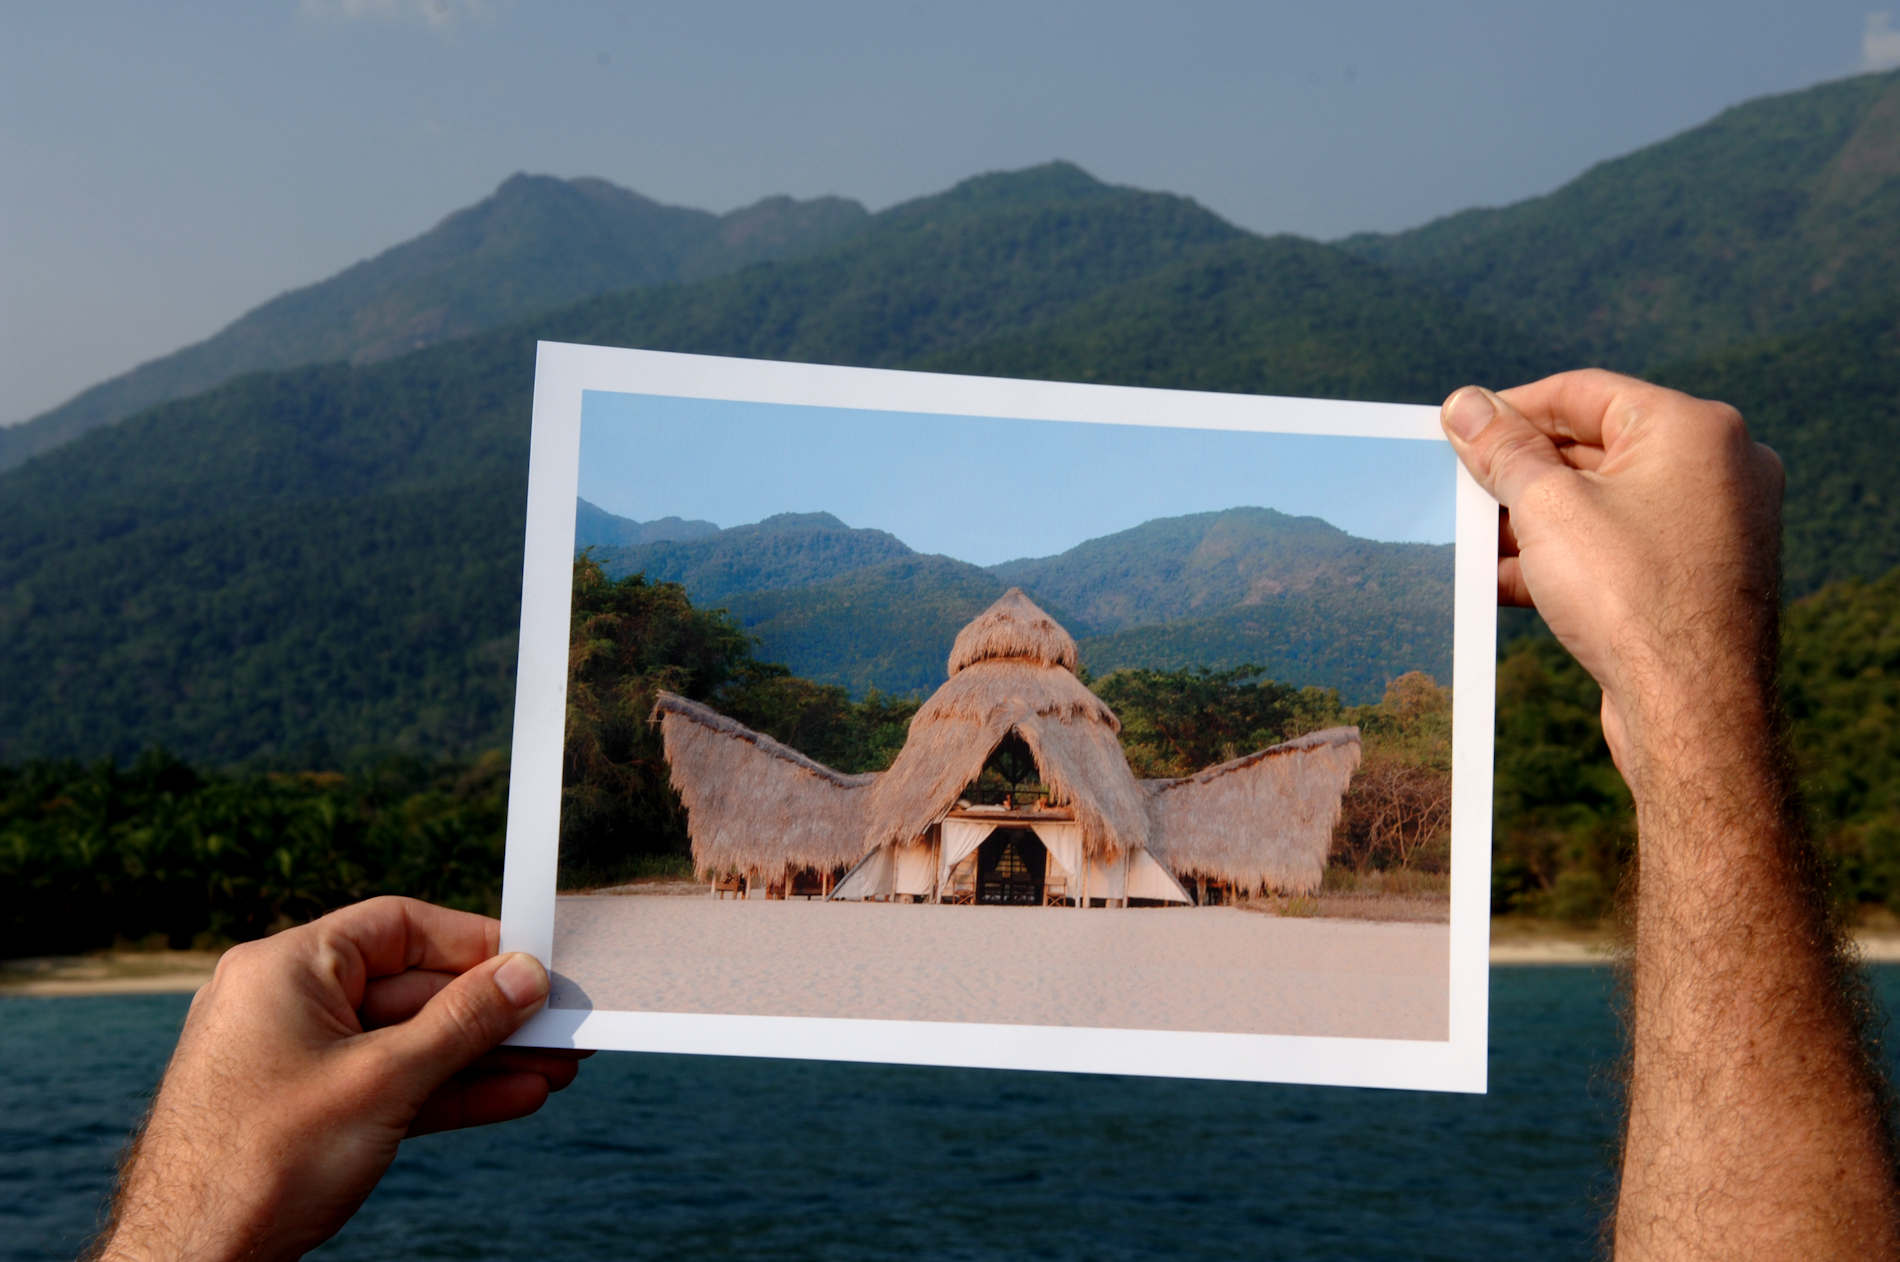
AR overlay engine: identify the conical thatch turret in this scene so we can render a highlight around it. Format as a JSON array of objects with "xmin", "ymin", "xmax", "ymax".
[
  {"xmin": 946, "ymin": 587, "xmax": 1080, "ymax": 676},
  {"xmin": 864, "ymin": 589, "xmax": 1146, "ymax": 859}
]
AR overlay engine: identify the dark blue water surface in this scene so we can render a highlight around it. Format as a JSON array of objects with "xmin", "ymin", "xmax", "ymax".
[{"xmin": 6, "ymin": 966, "xmax": 1897, "ymax": 1261}]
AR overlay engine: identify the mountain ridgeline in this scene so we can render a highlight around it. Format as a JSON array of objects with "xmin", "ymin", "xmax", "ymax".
[
  {"xmin": 1341, "ymin": 70, "xmax": 1900, "ymax": 370},
  {"xmin": 0, "ymin": 176, "xmax": 870, "ymax": 471},
  {"xmin": 1, "ymin": 68, "xmax": 1898, "ymax": 764},
  {"xmin": 580, "ymin": 503, "xmax": 1452, "ymax": 704}
]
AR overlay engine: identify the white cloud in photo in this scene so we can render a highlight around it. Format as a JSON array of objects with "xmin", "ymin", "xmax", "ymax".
[
  {"xmin": 298, "ymin": 0, "xmax": 502, "ymax": 30},
  {"xmin": 1865, "ymin": 11, "xmax": 1900, "ymax": 71}
]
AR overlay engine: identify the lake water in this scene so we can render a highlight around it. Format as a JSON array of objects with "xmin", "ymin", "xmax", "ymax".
[{"xmin": 6, "ymin": 965, "xmax": 1897, "ymax": 1260}]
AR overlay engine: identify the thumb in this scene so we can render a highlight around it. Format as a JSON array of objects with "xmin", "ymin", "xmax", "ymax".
[
  {"xmin": 369, "ymin": 952, "xmax": 550, "ymax": 1105},
  {"xmin": 1441, "ymin": 385, "xmax": 1571, "ymax": 509}
]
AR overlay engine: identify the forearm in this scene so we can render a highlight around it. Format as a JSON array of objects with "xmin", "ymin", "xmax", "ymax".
[
  {"xmin": 88, "ymin": 1087, "xmax": 308, "ymax": 1262},
  {"xmin": 1615, "ymin": 679, "xmax": 1899, "ymax": 1258}
]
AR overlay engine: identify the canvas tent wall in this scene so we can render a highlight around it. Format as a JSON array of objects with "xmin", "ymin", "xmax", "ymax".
[{"xmin": 831, "ymin": 811, "xmax": 1190, "ymax": 904}]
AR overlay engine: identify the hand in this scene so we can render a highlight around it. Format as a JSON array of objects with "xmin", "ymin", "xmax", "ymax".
[
  {"xmin": 1439, "ymin": 369, "xmax": 1784, "ymax": 789},
  {"xmin": 93, "ymin": 896, "xmax": 585, "ymax": 1262},
  {"xmin": 1447, "ymin": 372, "xmax": 1900, "ymax": 1257}
]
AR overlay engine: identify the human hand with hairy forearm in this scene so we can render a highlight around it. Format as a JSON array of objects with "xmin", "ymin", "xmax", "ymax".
[
  {"xmin": 87, "ymin": 896, "xmax": 586, "ymax": 1262},
  {"xmin": 1441, "ymin": 370, "xmax": 1898, "ymax": 1259}
]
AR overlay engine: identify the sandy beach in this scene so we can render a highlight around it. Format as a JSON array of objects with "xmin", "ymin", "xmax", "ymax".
[
  {"xmin": 0, "ymin": 950, "xmax": 224, "ymax": 998},
  {"xmin": 551, "ymin": 894, "xmax": 1452, "ymax": 1040}
]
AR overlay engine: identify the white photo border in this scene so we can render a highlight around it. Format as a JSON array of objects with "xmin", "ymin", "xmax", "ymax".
[{"xmin": 502, "ymin": 342, "xmax": 1498, "ymax": 1093}]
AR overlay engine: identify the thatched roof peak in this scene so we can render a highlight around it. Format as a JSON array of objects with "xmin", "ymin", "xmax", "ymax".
[{"xmin": 947, "ymin": 588, "xmax": 1078, "ymax": 677}]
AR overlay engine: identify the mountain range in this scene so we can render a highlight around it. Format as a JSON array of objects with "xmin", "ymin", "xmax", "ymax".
[
  {"xmin": 2, "ymin": 68, "xmax": 1897, "ymax": 765},
  {"xmin": 0, "ymin": 177, "xmax": 868, "ymax": 471},
  {"xmin": 1341, "ymin": 70, "xmax": 1900, "ymax": 369},
  {"xmin": 583, "ymin": 505, "xmax": 1452, "ymax": 703}
]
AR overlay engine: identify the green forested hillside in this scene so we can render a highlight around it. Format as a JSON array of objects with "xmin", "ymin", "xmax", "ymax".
[
  {"xmin": 1649, "ymin": 301, "xmax": 1900, "ymax": 597},
  {"xmin": 721, "ymin": 554, "xmax": 1010, "ymax": 697},
  {"xmin": 1490, "ymin": 563, "xmax": 1900, "ymax": 921},
  {"xmin": 0, "ymin": 175, "xmax": 868, "ymax": 472},
  {"xmin": 1783, "ymin": 567, "xmax": 1900, "ymax": 904},
  {"xmin": 1004, "ymin": 508, "xmax": 1453, "ymax": 702},
  {"xmin": 990, "ymin": 508, "xmax": 1450, "ymax": 633},
  {"xmin": 5, "ymin": 59, "xmax": 1900, "ymax": 769},
  {"xmin": 1, "ymin": 164, "xmax": 1522, "ymax": 764},
  {"xmin": 0, "ymin": 339, "xmax": 536, "ymax": 764},
  {"xmin": 1342, "ymin": 68, "xmax": 1900, "ymax": 369},
  {"xmin": 594, "ymin": 512, "xmax": 914, "ymax": 601},
  {"xmin": 1078, "ymin": 591, "xmax": 1449, "ymax": 705},
  {"xmin": 922, "ymin": 234, "xmax": 1558, "ymax": 399}
]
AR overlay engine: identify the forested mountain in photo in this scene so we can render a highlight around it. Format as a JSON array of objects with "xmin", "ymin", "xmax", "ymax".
[{"xmin": 578, "ymin": 502, "xmax": 1452, "ymax": 703}]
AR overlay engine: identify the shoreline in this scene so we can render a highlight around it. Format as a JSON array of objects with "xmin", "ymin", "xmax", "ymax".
[
  {"xmin": 1, "ymin": 949, "xmax": 225, "ymax": 998},
  {"xmin": 12, "ymin": 929, "xmax": 1900, "ymax": 998}
]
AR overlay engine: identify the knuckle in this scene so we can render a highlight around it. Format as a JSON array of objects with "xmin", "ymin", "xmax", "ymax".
[
  {"xmin": 1701, "ymin": 399, "xmax": 1747, "ymax": 437},
  {"xmin": 207, "ymin": 938, "xmax": 267, "ymax": 988}
]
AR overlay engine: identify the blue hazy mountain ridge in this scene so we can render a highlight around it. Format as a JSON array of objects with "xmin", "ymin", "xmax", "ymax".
[
  {"xmin": 0, "ymin": 174, "xmax": 871, "ymax": 472},
  {"xmin": 532, "ymin": 162, "xmax": 1253, "ymax": 370},
  {"xmin": 591, "ymin": 512, "xmax": 916, "ymax": 604},
  {"xmin": 588, "ymin": 506, "xmax": 1452, "ymax": 703},
  {"xmin": 574, "ymin": 498, "xmax": 719, "ymax": 550},
  {"xmin": 1340, "ymin": 67, "xmax": 1900, "ymax": 369},
  {"xmin": 5, "ymin": 64, "xmax": 1900, "ymax": 764}
]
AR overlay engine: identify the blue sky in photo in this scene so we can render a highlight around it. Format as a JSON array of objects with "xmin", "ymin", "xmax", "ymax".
[{"xmin": 578, "ymin": 391, "xmax": 1456, "ymax": 566}]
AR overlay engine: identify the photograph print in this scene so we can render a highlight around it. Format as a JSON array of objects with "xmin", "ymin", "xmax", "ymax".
[{"xmin": 502, "ymin": 344, "xmax": 1496, "ymax": 1091}]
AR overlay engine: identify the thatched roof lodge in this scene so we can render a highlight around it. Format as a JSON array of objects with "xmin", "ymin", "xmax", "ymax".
[{"xmin": 652, "ymin": 589, "xmax": 1360, "ymax": 905}]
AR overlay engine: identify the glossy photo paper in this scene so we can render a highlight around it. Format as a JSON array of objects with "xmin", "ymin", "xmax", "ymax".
[{"xmin": 502, "ymin": 343, "xmax": 1496, "ymax": 1092}]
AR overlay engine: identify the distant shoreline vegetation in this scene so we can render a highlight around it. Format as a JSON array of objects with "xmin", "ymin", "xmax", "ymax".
[{"xmin": 0, "ymin": 750, "xmax": 509, "ymax": 958}]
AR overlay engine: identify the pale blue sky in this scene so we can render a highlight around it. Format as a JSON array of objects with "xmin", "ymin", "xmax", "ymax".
[
  {"xmin": 4, "ymin": 2, "xmax": 1893, "ymax": 424},
  {"xmin": 577, "ymin": 392, "xmax": 1455, "ymax": 565}
]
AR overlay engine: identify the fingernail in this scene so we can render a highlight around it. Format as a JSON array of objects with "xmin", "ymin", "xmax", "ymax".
[
  {"xmin": 493, "ymin": 953, "xmax": 549, "ymax": 1008},
  {"xmin": 1443, "ymin": 387, "xmax": 1495, "ymax": 442}
]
